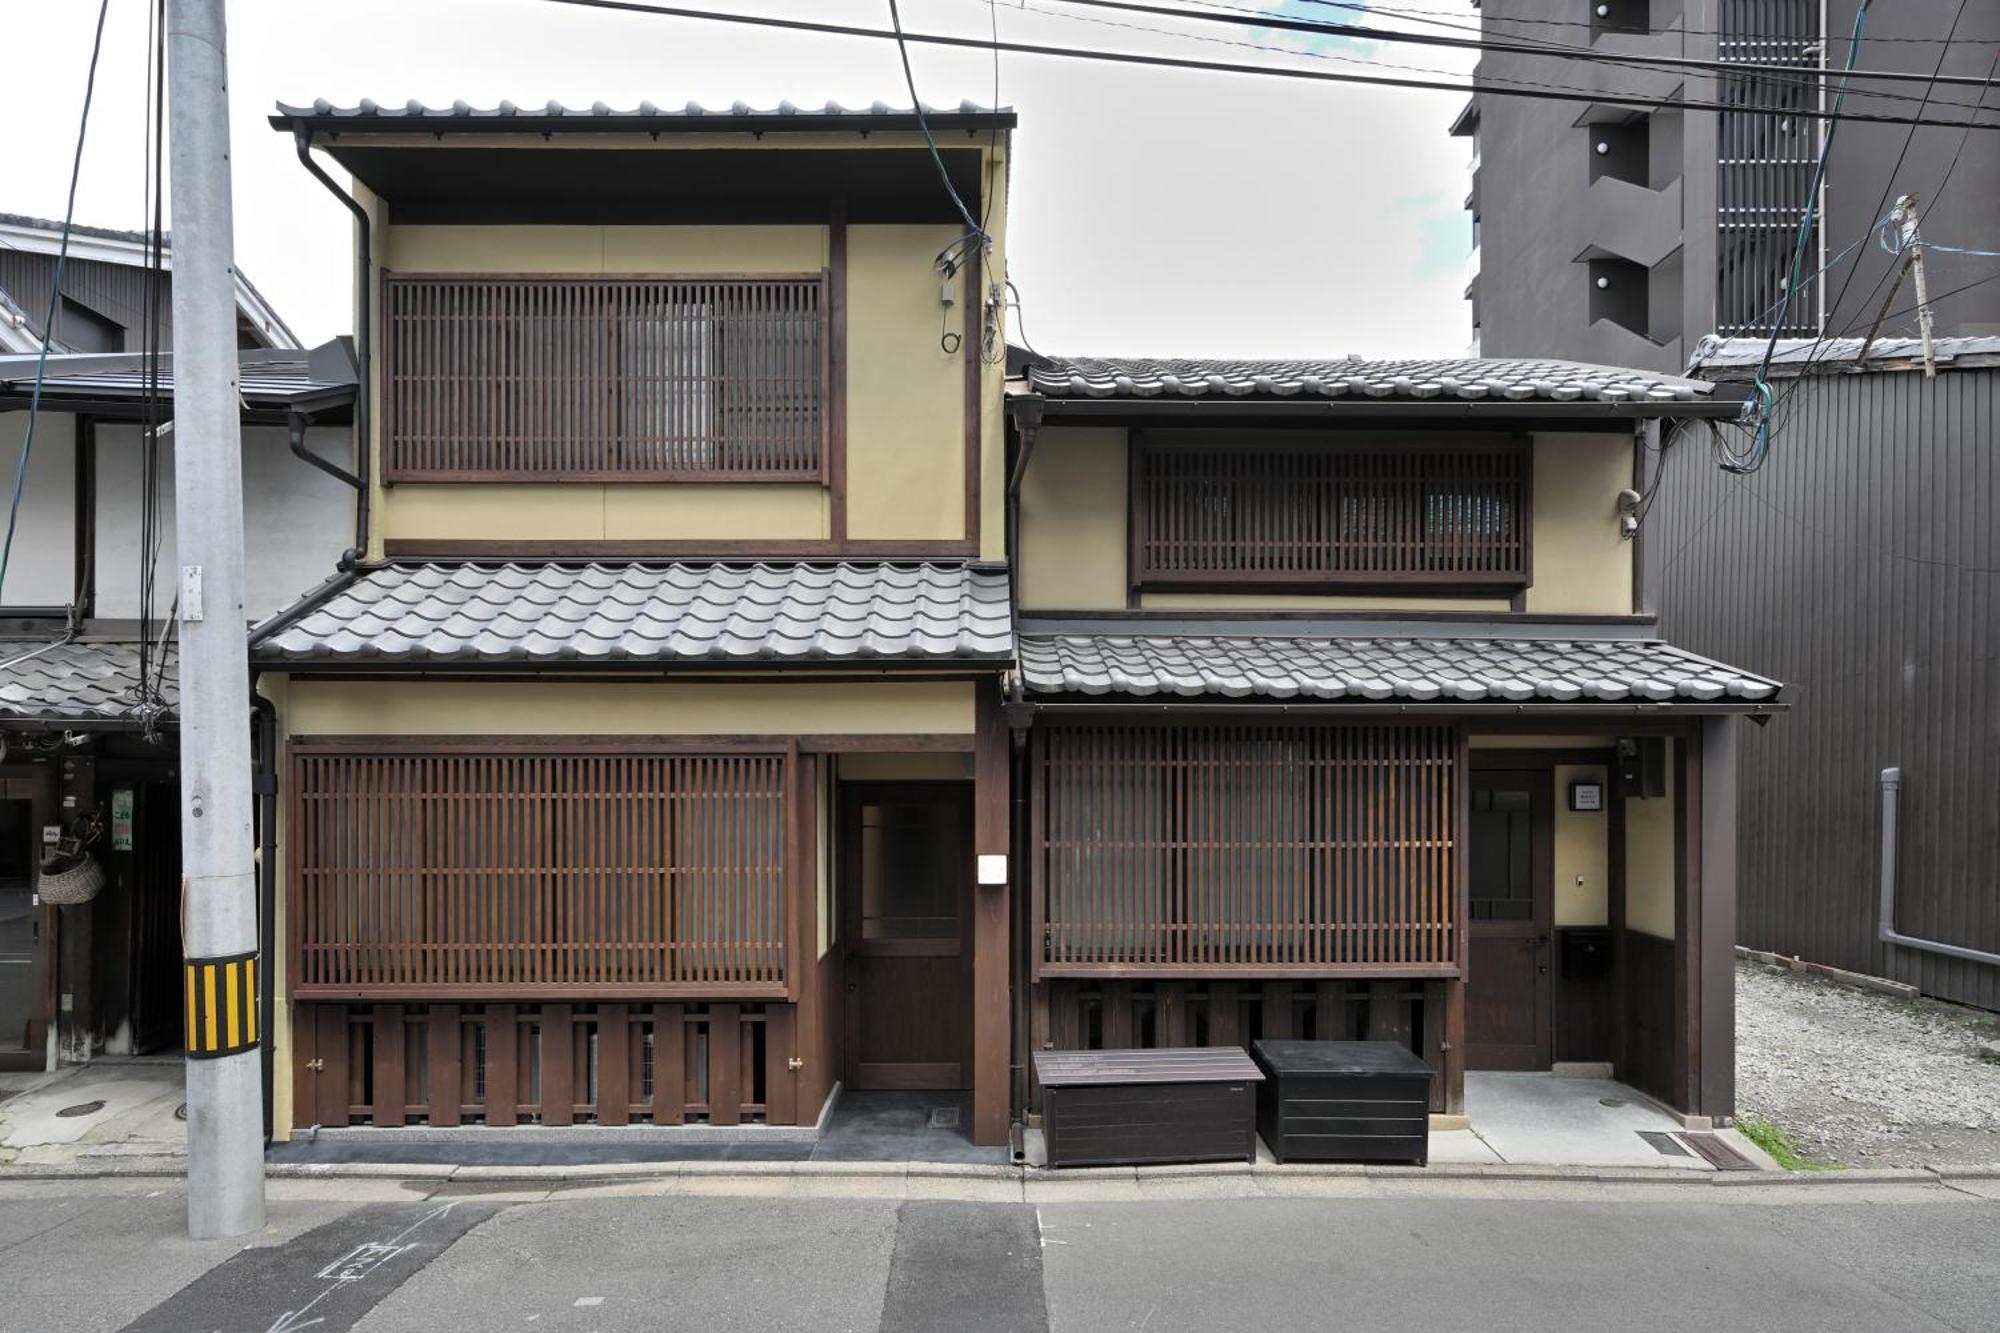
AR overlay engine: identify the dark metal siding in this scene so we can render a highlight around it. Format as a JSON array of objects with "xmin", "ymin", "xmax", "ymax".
[
  {"xmin": 0, "ymin": 252, "xmax": 172, "ymax": 351},
  {"xmin": 1650, "ymin": 367, "xmax": 2000, "ymax": 1009}
]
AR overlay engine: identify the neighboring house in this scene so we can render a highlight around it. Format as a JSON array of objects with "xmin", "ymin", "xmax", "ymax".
[
  {"xmin": 1652, "ymin": 336, "xmax": 2000, "ymax": 1012},
  {"xmin": 0, "ymin": 212, "xmax": 299, "ymax": 354},
  {"xmin": 0, "ymin": 341, "xmax": 356, "ymax": 1069},
  {"xmin": 249, "ymin": 97, "xmax": 1778, "ymax": 1147},
  {"xmin": 1450, "ymin": 1, "xmax": 2000, "ymax": 366}
]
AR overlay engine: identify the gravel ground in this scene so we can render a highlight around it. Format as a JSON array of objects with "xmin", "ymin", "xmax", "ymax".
[{"xmin": 1736, "ymin": 961, "xmax": 2000, "ymax": 1166}]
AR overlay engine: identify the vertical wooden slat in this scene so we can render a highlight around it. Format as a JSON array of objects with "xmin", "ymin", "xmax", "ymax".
[
  {"xmin": 540, "ymin": 1005, "xmax": 574, "ymax": 1126},
  {"xmin": 427, "ymin": 1004, "xmax": 461, "ymax": 1126},
  {"xmin": 596, "ymin": 1004, "xmax": 630, "ymax": 1126},
  {"xmin": 652, "ymin": 1002, "xmax": 686, "ymax": 1124},
  {"xmin": 709, "ymin": 1003, "xmax": 742, "ymax": 1126},
  {"xmin": 373, "ymin": 1003, "xmax": 406, "ymax": 1127},
  {"xmin": 764, "ymin": 1003, "xmax": 797, "ymax": 1126},
  {"xmin": 486, "ymin": 1004, "xmax": 518, "ymax": 1126}
]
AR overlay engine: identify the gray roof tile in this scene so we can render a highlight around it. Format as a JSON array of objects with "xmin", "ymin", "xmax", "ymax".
[
  {"xmin": 257, "ymin": 561, "xmax": 1013, "ymax": 666},
  {"xmin": 0, "ymin": 639, "xmax": 176, "ymax": 722},
  {"xmin": 1019, "ymin": 634, "xmax": 1781, "ymax": 705},
  {"xmin": 1019, "ymin": 354, "xmax": 1725, "ymax": 407},
  {"xmin": 1690, "ymin": 334, "xmax": 2000, "ymax": 375},
  {"xmin": 272, "ymin": 99, "xmax": 1013, "ymax": 129}
]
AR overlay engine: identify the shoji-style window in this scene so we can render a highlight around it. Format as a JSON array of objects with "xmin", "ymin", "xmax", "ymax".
[
  {"xmin": 383, "ymin": 275, "xmax": 826, "ymax": 481},
  {"xmin": 1132, "ymin": 437, "xmax": 1530, "ymax": 591},
  {"xmin": 290, "ymin": 744, "xmax": 797, "ymax": 998},
  {"xmin": 1034, "ymin": 721, "xmax": 1461, "ymax": 977}
]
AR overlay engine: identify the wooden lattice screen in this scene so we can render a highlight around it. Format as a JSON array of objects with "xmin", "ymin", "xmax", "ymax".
[
  {"xmin": 384, "ymin": 274, "xmax": 826, "ymax": 481},
  {"xmin": 290, "ymin": 747, "xmax": 793, "ymax": 999},
  {"xmin": 1134, "ymin": 441, "xmax": 1528, "ymax": 588},
  {"xmin": 1035, "ymin": 721, "xmax": 1461, "ymax": 977}
]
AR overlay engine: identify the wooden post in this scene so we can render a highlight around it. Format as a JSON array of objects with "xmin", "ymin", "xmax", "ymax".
[
  {"xmin": 1443, "ymin": 978, "xmax": 1467, "ymax": 1115},
  {"xmin": 539, "ymin": 1005, "xmax": 573, "ymax": 1126},
  {"xmin": 971, "ymin": 680, "xmax": 1012, "ymax": 1146},
  {"xmin": 485, "ymin": 1005, "xmax": 517, "ymax": 1126},
  {"xmin": 709, "ymin": 1004, "xmax": 742, "ymax": 1126},
  {"xmin": 373, "ymin": 1005, "xmax": 406, "ymax": 1127},
  {"xmin": 1698, "ymin": 716, "xmax": 1739, "ymax": 1122},
  {"xmin": 427, "ymin": 1005, "xmax": 461, "ymax": 1127},
  {"xmin": 596, "ymin": 1005, "xmax": 629, "ymax": 1126}
]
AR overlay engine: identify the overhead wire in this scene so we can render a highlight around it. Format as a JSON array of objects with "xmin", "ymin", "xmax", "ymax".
[
  {"xmin": 0, "ymin": 0, "xmax": 113, "ymax": 605},
  {"xmin": 1295, "ymin": 0, "xmax": 2000, "ymax": 47},
  {"xmin": 137, "ymin": 0, "xmax": 171, "ymax": 736},
  {"xmin": 529, "ymin": 0, "xmax": 2000, "ymax": 131}
]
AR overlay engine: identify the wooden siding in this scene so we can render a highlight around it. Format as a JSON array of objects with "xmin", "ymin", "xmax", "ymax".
[
  {"xmin": 290, "ymin": 1000, "xmax": 803, "ymax": 1127},
  {"xmin": 1034, "ymin": 721, "xmax": 1461, "ymax": 977},
  {"xmin": 383, "ymin": 274, "xmax": 826, "ymax": 481},
  {"xmin": 1133, "ymin": 439, "xmax": 1528, "ymax": 590},
  {"xmin": 290, "ymin": 746, "xmax": 794, "ymax": 999},
  {"xmin": 1651, "ymin": 365, "xmax": 2000, "ymax": 1010}
]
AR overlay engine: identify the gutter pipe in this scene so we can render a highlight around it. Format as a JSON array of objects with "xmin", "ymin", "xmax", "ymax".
[
  {"xmin": 1002, "ymin": 395, "xmax": 1044, "ymax": 1142},
  {"xmin": 1879, "ymin": 767, "xmax": 2000, "ymax": 969},
  {"xmin": 287, "ymin": 407, "xmax": 362, "ymax": 490},
  {"xmin": 290, "ymin": 129, "xmax": 371, "ymax": 568},
  {"xmin": 251, "ymin": 682, "xmax": 279, "ymax": 1142}
]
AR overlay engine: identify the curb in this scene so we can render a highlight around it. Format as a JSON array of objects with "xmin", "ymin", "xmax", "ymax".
[{"xmin": 6, "ymin": 1158, "xmax": 1992, "ymax": 1189}]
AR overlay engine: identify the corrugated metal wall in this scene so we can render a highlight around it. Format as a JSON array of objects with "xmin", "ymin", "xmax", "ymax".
[
  {"xmin": 0, "ymin": 252, "xmax": 172, "ymax": 351},
  {"xmin": 1651, "ymin": 365, "xmax": 2000, "ymax": 1010}
]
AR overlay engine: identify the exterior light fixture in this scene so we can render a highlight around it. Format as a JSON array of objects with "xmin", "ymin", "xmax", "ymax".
[
  {"xmin": 1596, "ymin": 141, "xmax": 1610, "ymax": 155},
  {"xmin": 1596, "ymin": 276, "xmax": 1611, "ymax": 289}
]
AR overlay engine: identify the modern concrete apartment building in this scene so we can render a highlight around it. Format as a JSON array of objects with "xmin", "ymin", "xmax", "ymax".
[{"xmin": 1453, "ymin": 0, "xmax": 2000, "ymax": 366}]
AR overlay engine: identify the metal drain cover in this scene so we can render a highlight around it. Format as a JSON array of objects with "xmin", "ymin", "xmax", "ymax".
[
  {"xmin": 927, "ymin": 1106, "xmax": 961, "ymax": 1130},
  {"xmin": 1638, "ymin": 1130, "xmax": 1692, "ymax": 1157},
  {"xmin": 55, "ymin": 1100, "xmax": 105, "ymax": 1119}
]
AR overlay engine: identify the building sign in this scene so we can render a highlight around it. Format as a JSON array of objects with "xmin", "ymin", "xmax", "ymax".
[{"xmin": 111, "ymin": 789, "xmax": 135, "ymax": 851}]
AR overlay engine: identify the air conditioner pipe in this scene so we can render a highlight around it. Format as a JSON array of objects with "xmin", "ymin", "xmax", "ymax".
[{"xmin": 1879, "ymin": 767, "xmax": 2000, "ymax": 968}]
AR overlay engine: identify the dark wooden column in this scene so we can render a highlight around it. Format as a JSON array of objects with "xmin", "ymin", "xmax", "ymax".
[
  {"xmin": 971, "ymin": 680, "xmax": 1012, "ymax": 1146},
  {"xmin": 1697, "ymin": 715, "xmax": 1739, "ymax": 1121}
]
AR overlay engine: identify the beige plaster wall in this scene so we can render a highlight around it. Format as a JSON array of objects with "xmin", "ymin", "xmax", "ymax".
[
  {"xmin": 282, "ymin": 678, "xmax": 977, "ymax": 736},
  {"xmin": 1017, "ymin": 428, "xmax": 1635, "ymax": 615},
  {"xmin": 1625, "ymin": 739, "xmax": 1678, "ymax": 939},
  {"xmin": 1553, "ymin": 763, "xmax": 1612, "ymax": 927}
]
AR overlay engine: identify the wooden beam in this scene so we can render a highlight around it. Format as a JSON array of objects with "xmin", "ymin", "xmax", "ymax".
[{"xmin": 971, "ymin": 680, "xmax": 1012, "ymax": 1146}]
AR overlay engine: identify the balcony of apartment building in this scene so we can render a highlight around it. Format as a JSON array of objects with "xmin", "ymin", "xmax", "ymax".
[{"xmin": 1573, "ymin": 112, "xmax": 1686, "ymax": 371}]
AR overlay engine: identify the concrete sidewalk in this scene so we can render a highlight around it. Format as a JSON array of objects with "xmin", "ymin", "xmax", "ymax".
[{"xmin": 0, "ymin": 1060, "xmax": 185, "ymax": 1167}]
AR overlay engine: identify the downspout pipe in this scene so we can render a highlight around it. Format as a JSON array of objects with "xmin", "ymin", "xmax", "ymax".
[
  {"xmin": 250, "ymin": 682, "xmax": 279, "ymax": 1143},
  {"xmin": 291, "ymin": 128, "xmax": 371, "ymax": 568},
  {"xmin": 287, "ymin": 408, "xmax": 361, "ymax": 491},
  {"xmin": 1002, "ymin": 394, "xmax": 1044, "ymax": 1146},
  {"xmin": 1879, "ymin": 767, "xmax": 2000, "ymax": 969}
]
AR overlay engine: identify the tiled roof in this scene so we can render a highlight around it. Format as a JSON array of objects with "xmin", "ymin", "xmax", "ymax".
[
  {"xmin": 1018, "ymin": 634, "xmax": 1781, "ymax": 705},
  {"xmin": 1018, "ymin": 354, "xmax": 1726, "ymax": 407},
  {"xmin": 0, "ymin": 342, "xmax": 356, "ymax": 410},
  {"xmin": 255, "ymin": 561, "xmax": 1013, "ymax": 667},
  {"xmin": 1690, "ymin": 335, "xmax": 2000, "ymax": 375},
  {"xmin": 0, "ymin": 639, "xmax": 175, "ymax": 723},
  {"xmin": 272, "ymin": 99, "xmax": 1014, "ymax": 130}
]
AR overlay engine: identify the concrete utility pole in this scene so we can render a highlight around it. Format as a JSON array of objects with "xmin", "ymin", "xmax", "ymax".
[{"xmin": 167, "ymin": 0, "xmax": 266, "ymax": 1239}]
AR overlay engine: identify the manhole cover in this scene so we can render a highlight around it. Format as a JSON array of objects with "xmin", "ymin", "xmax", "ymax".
[
  {"xmin": 55, "ymin": 1100, "xmax": 105, "ymax": 1119},
  {"xmin": 1598, "ymin": 1097, "xmax": 1627, "ymax": 1108},
  {"xmin": 927, "ymin": 1107, "xmax": 961, "ymax": 1130}
]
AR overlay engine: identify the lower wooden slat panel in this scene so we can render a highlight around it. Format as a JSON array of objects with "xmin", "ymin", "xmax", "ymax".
[{"xmin": 294, "ymin": 1000, "xmax": 798, "ymax": 1130}]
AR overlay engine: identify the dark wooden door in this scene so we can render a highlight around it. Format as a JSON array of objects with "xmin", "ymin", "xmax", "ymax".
[
  {"xmin": 1466, "ymin": 770, "xmax": 1553, "ymax": 1071},
  {"xmin": 841, "ymin": 783, "xmax": 974, "ymax": 1091}
]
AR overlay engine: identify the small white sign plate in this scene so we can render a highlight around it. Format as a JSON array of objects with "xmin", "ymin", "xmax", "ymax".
[{"xmin": 977, "ymin": 853, "xmax": 1008, "ymax": 886}]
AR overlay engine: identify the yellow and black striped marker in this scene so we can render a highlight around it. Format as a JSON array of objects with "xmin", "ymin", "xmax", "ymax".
[{"xmin": 184, "ymin": 952, "xmax": 259, "ymax": 1059}]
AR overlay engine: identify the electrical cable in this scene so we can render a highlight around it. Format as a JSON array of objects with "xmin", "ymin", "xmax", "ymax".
[
  {"xmin": 1734, "ymin": 1, "xmax": 1872, "ymax": 474},
  {"xmin": 1295, "ymin": 0, "xmax": 2000, "ymax": 47},
  {"xmin": 888, "ymin": 0, "xmax": 987, "ymax": 237},
  {"xmin": 0, "ymin": 0, "xmax": 112, "ymax": 604},
  {"xmin": 138, "ymin": 0, "xmax": 171, "ymax": 735},
  {"xmin": 1051, "ymin": 0, "xmax": 2000, "ymax": 93},
  {"xmin": 528, "ymin": 0, "xmax": 2000, "ymax": 131}
]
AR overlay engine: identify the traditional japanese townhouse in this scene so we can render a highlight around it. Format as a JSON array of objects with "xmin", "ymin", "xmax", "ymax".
[
  {"xmin": 1004, "ymin": 353, "xmax": 1783, "ymax": 1126},
  {"xmin": 0, "ymin": 340, "xmax": 356, "ymax": 1071},
  {"xmin": 252, "ymin": 100, "xmax": 1020, "ymax": 1144}
]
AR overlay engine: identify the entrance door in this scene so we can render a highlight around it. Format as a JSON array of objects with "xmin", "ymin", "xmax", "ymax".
[
  {"xmin": 1466, "ymin": 770, "xmax": 1553, "ymax": 1070},
  {"xmin": 841, "ymin": 783, "xmax": 974, "ymax": 1090},
  {"xmin": 0, "ymin": 769, "xmax": 54, "ymax": 1069}
]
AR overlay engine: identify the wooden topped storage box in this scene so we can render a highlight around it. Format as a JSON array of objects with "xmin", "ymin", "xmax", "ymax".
[
  {"xmin": 1034, "ymin": 1048, "xmax": 1263, "ymax": 1168},
  {"xmin": 1250, "ymin": 1040, "xmax": 1433, "ymax": 1165}
]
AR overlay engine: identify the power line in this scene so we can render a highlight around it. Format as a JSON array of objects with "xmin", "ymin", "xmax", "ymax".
[
  {"xmin": 530, "ymin": 0, "xmax": 2000, "ymax": 131},
  {"xmin": 1296, "ymin": 0, "xmax": 2000, "ymax": 47},
  {"xmin": 0, "ymin": 0, "xmax": 112, "ymax": 603},
  {"xmin": 1052, "ymin": 0, "xmax": 2000, "ymax": 92},
  {"xmin": 1034, "ymin": 0, "xmax": 2000, "ymax": 118}
]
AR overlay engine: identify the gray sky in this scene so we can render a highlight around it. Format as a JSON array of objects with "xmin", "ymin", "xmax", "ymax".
[{"xmin": 5, "ymin": 0, "xmax": 1478, "ymax": 356}]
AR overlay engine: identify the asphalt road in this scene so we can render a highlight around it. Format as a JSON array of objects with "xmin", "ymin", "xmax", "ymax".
[{"xmin": 1, "ymin": 1178, "xmax": 1996, "ymax": 1333}]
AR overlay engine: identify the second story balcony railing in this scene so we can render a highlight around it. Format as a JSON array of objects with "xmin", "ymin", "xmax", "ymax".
[{"xmin": 384, "ymin": 274, "xmax": 826, "ymax": 483}]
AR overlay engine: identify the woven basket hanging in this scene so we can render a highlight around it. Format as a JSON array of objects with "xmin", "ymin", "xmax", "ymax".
[{"xmin": 37, "ymin": 849, "xmax": 105, "ymax": 906}]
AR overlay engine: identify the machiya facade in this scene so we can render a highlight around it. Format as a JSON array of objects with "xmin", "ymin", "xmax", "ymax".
[{"xmin": 250, "ymin": 99, "xmax": 1780, "ymax": 1149}]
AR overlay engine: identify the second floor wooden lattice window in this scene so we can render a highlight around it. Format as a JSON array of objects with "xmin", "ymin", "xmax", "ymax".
[
  {"xmin": 385, "ymin": 275, "xmax": 826, "ymax": 481},
  {"xmin": 1133, "ymin": 440, "xmax": 1530, "ymax": 590}
]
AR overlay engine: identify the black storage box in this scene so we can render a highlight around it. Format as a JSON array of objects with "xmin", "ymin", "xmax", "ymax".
[
  {"xmin": 1560, "ymin": 926, "xmax": 1613, "ymax": 980},
  {"xmin": 1250, "ymin": 1039, "xmax": 1433, "ymax": 1165},
  {"xmin": 1034, "ymin": 1048, "xmax": 1262, "ymax": 1168}
]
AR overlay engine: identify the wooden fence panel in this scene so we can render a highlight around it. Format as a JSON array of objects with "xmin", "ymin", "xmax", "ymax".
[
  {"xmin": 292, "ymin": 748, "xmax": 791, "ymax": 999},
  {"xmin": 1038, "ymin": 721, "xmax": 1460, "ymax": 976},
  {"xmin": 1134, "ymin": 440, "xmax": 1527, "ymax": 588},
  {"xmin": 384, "ymin": 274, "xmax": 825, "ymax": 481},
  {"xmin": 293, "ymin": 1002, "xmax": 793, "ymax": 1129}
]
